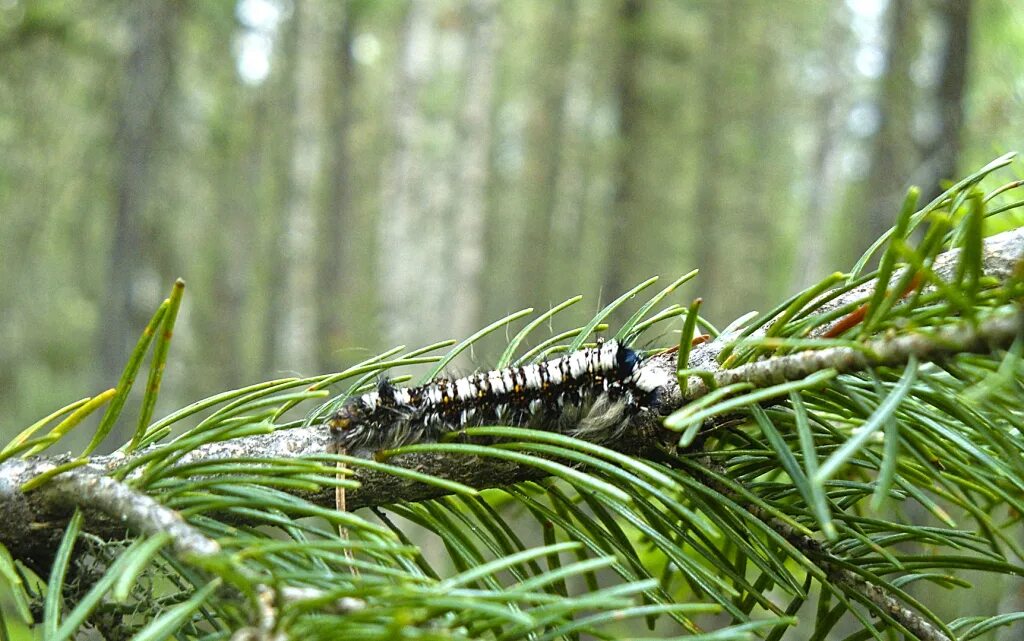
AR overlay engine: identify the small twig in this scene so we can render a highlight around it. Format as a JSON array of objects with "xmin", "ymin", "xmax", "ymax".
[
  {"xmin": 759, "ymin": 507, "xmax": 950, "ymax": 641},
  {"xmin": 231, "ymin": 584, "xmax": 365, "ymax": 641},
  {"xmin": 683, "ymin": 311, "xmax": 1021, "ymax": 399},
  {"xmin": 276, "ymin": 585, "xmax": 365, "ymax": 614},
  {"xmin": 46, "ymin": 465, "xmax": 220, "ymax": 560},
  {"xmin": 693, "ymin": 457, "xmax": 951, "ymax": 641}
]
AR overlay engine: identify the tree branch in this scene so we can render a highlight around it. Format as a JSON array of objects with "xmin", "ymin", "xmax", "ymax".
[
  {"xmin": 0, "ymin": 458, "xmax": 220, "ymax": 570},
  {"xmin": 50, "ymin": 467, "xmax": 221, "ymax": 559},
  {"xmin": 1, "ymin": 228, "xmax": 1021, "ymax": 573},
  {"xmin": 693, "ymin": 457, "xmax": 951, "ymax": 641},
  {"xmin": 683, "ymin": 311, "xmax": 1020, "ymax": 399}
]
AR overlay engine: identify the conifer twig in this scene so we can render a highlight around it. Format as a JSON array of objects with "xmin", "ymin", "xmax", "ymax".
[
  {"xmin": 682, "ymin": 311, "xmax": 1021, "ymax": 399},
  {"xmin": 693, "ymin": 456, "xmax": 951, "ymax": 641},
  {"xmin": 0, "ymin": 229, "xmax": 1020, "ymax": 571},
  {"xmin": 44, "ymin": 464, "xmax": 219, "ymax": 560}
]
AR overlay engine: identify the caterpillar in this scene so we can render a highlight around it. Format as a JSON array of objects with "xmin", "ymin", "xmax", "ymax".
[{"xmin": 329, "ymin": 339, "xmax": 672, "ymax": 455}]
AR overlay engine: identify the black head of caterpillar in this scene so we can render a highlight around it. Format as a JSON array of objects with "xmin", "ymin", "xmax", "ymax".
[{"xmin": 329, "ymin": 339, "xmax": 671, "ymax": 455}]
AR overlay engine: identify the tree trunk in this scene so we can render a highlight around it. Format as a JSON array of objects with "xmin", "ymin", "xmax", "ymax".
[
  {"xmin": 198, "ymin": 87, "xmax": 247, "ymax": 394},
  {"xmin": 379, "ymin": 0, "xmax": 448, "ymax": 347},
  {"xmin": 101, "ymin": 0, "xmax": 181, "ymax": 385},
  {"xmin": 794, "ymin": 6, "xmax": 853, "ymax": 289},
  {"xmin": 545, "ymin": 2, "xmax": 600, "ymax": 304},
  {"xmin": 692, "ymin": 1, "xmax": 729, "ymax": 320},
  {"xmin": 918, "ymin": 0, "xmax": 971, "ymax": 205},
  {"xmin": 258, "ymin": 11, "xmax": 301, "ymax": 377},
  {"xmin": 737, "ymin": 12, "xmax": 783, "ymax": 315},
  {"xmin": 603, "ymin": 0, "xmax": 645, "ymax": 300},
  {"xmin": 450, "ymin": 0, "xmax": 500, "ymax": 340},
  {"xmin": 256, "ymin": 87, "xmax": 285, "ymax": 378},
  {"xmin": 316, "ymin": 4, "xmax": 358, "ymax": 373},
  {"xmin": 518, "ymin": 1, "xmax": 575, "ymax": 306},
  {"xmin": 279, "ymin": 0, "xmax": 329, "ymax": 375},
  {"xmin": 859, "ymin": 0, "xmax": 918, "ymax": 256}
]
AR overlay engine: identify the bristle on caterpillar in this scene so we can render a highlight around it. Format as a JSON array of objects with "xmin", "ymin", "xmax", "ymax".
[{"xmin": 329, "ymin": 339, "xmax": 671, "ymax": 454}]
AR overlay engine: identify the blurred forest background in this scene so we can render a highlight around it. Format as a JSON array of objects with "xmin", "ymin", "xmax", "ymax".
[{"xmin": 2, "ymin": 0, "xmax": 1022, "ymax": 442}]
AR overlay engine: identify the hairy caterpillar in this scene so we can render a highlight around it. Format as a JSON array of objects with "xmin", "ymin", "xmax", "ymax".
[{"xmin": 329, "ymin": 339, "xmax": 671, "ymax": 455}]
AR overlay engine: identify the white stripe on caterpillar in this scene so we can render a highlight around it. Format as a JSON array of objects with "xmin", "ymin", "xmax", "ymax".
[{"xmin": 329, "ymin": 339, "xmax": 668, "ymax": 454}]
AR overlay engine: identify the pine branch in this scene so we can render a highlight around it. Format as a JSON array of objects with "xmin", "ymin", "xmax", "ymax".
[
  {"xmin": 48, "ymin": 466, "xmax": 221, "ymax": 560},
  {"xmin": 693, "ymin": 456, "xmax": 952, "ymax": 641},
  {"xmin": 682, "ymin": 311, "xmax": 1020, "ymax": 399},
  {"xmin": 1, "ymin": 228, "xmax": 1021, "ymax": 573},
  {"xmin": 0, "ymin": 458, "xmax": 220, "ymax": 570},
  {"xmin": 681, "ymin": 225, "xmax": 1024, "ymax": 378}
]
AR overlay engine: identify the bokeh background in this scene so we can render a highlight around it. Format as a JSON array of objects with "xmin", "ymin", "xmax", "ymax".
[{"xmin": 2, "ymin": 0, "xmax": 1022, "ymax": 440}]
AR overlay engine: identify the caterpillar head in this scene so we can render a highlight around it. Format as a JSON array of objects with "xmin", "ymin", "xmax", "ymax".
[
  {"xmin": 328, "ymin": 404, "xmax": 358, "ymax": 434},
  {"xmin": 329, "ymin": 394, "xmax": 376, "ymax": 434},
  {"xmin": 614, "ymin": 342, "xmax": 642, "ymax": 379}
]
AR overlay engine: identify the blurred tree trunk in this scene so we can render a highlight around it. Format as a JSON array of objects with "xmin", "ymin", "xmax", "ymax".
[
  {"xmin": 199, "ymin": 85, "xmax": 247, "ymax": 394},
  {"xmin": 546, "ymin": 2, "xmax": 602, "ymax": 305},
  {"xmin": 450, "ymin": 0, "xmax": 499, "ymax": 340},
  {"xmin": 379, "ymin": 0, "xmax": 447, "ymax": 347},
  {"xmin": 546, "ymin": 14, "xmax": 590, "ymax": 305},
  {"xmin": 794, "ymin": 6, "xmax": 852, "ymax": 289},
  {"xmin": 258, "ymin": 14, "xmax": 299, "ymax": 377},
  {"xmin": 257, "ymin": 87, "xmax": 286, "ymax": 378},
  {"xmin": 317, "ymin": 4, "xmax": 358, "ymax": 373},
  {"xmin": 859, "ymin": 0, "xmax": 918, "ymax": 255},
  {"xmin": 280, "ymin": 0, "xmax": 328, "ymax": 374},
  {"xmin": 100, "ymin": 0, "xmax": 181, "ymax": 385},
  {"xmin": 737, "ymin": 12, "xmax": 783, "ymax": 313},
  {"xmin": 919, "ymin": 0, "xmax": 971, "ymax": 204},
  {"xmin": 518, "ymin": 1, "xmax": 575, "ymax": 306},
  {"xmin": 692, "ymin": 1, "xmax": 729, "ymax": 320},
  {"xmin": 603, "ymin": 0, "xmax": 645, "ymax": 300}
]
